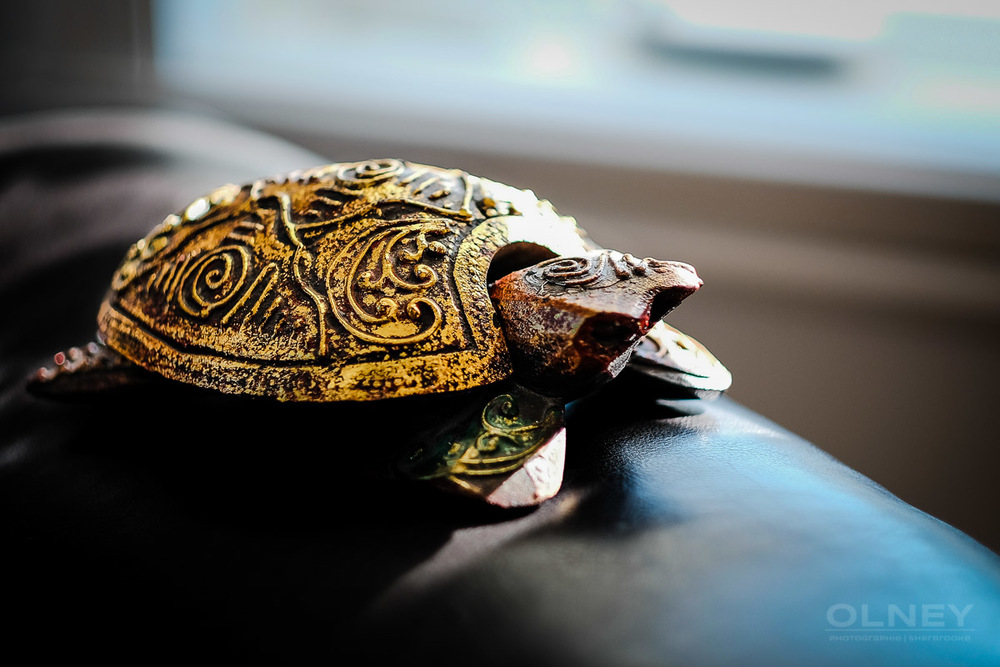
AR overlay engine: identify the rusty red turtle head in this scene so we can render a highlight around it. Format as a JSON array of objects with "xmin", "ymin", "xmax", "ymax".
[{"xmin": 490, "ymin": 249, "xmax": 702, "ymax": 398}]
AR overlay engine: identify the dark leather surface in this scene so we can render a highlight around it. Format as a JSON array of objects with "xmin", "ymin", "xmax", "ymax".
[{"xmin": 2, "ymin": 110, "xmax": 998, "ymax": 666}]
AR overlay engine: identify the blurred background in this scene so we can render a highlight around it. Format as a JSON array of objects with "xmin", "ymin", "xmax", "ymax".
[{"xmin": 2, "ymin": 1, "xmax": 998, "ymax": 550}]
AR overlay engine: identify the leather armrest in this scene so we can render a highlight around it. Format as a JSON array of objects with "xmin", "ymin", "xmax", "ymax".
[{"xmin": 2, "ymin": 109, "xmax": 997, "ymax": 666}]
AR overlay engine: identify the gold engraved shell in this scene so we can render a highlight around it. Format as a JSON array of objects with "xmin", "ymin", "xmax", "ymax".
[{"xmin": 98, "ymin": 159, "xmax": 593, "ymax": 401}]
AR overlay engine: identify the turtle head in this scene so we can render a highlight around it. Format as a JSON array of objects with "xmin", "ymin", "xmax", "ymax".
[{"xmin": 489, "ymin": 250, "xmax": 702, "ymax": 397}]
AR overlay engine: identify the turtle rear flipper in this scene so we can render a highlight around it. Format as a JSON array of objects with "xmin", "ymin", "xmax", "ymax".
[{"xmin": 27, "ymin": 340, "xmax": 159, "ymax": 398}]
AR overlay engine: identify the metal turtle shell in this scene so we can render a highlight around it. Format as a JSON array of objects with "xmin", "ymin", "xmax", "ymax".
[{"xmin": 99, "ymin": 159, "xmax": 593, "ymax": 402}]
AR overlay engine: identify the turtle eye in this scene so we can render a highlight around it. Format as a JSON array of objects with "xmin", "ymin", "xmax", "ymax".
[{"xmin": 487, "ymin": 242, "xmax": 558, "ymax": 286}]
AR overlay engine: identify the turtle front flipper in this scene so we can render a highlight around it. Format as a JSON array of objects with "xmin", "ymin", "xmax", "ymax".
[
  {"xmin": 628, "ymin": 321, "xmax": 733, "ymax": 398},
  {"xmin": 398, "ymin": 383, "xmax": 566, "ymax": 508},
  {"xmin": 27, "ymin": 340, "xmax": 160, "ymax": 398}
]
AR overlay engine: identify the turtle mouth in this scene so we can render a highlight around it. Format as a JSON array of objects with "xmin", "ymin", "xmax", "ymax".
[
  {"xmin": 650, "ymin": 278, "xmax": 701, "ymax": 323},
  {"xmin": 649, "ymin": 290, "xmax": 678, "ymax": 324}
]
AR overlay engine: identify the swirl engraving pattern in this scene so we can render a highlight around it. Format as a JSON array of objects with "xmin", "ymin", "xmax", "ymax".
[
  {"xmin": 536, "ymin": 254, "xmax": 607, "ymax": 287},
  {"xmin": 178, "ymin": 245, "xmax": 251, "ymax": 319},
  {"xmin": 335, "ymin": 158, "xmax": 405, "ymax": 188},
  {"xmin": 397, "ymin": 388, "xmax": 564, "ymax": 482},
  {"xmin": 447, "ymin": 392, "xmax": 562, "ymax": 477},
  {"xmin": 330, "ymin": 222, "xmax": 451, "ymax": 345},
  {"xmin": 530, "ymin": 251, "xmax": 680, "ymax": 291}
]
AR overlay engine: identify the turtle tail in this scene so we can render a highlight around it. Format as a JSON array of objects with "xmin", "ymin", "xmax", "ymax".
[{"xmin": 27, "ymin": 340, "xmax": 157, "ymax": 398}]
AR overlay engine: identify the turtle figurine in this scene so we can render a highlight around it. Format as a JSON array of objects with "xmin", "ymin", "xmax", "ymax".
[{"xmin": 28, "ymin": 158, "xmax": 730, "ymax": 507}]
